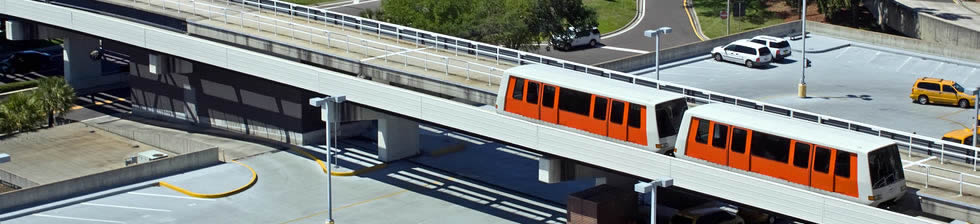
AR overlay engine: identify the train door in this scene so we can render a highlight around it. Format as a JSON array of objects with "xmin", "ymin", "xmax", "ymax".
[
  {"xmin": 834, "ymin": 151, "xmax": 859, "ymax": 197},
  {"xmin": 809, "ymin": 146, "xmax": 835, "ymax": 193},
  {"xmin": 539, "ymin": 85, "xmax": 558, "ymax": 124},
  {"xmin": 591, "ymin": 96, "xmax": 609, "ymax": 135},
  {"xmin": 786, "ymin": 141, "xmax": 812, "ymax": 186},
  {"xmin": 626, "ymin": 103, "xmax": 648, "ymax": 145},
  {"xmin": 607, "ymin": 100, "xmax": 628, "ymax": 142},
  {"xmin": 504, "ymin": 77, "xmax": 530, "ymax": 117},
  {"xmin": 707, "ymin": 122, "xmax": 731, "ymax": 165},
  {"xmin": 524, "ymin": 81, "xmax": 541, "ymax": 119},
  {"xmin": 727, "ymin": 127, "xmax": 751, "ymax": 171}
]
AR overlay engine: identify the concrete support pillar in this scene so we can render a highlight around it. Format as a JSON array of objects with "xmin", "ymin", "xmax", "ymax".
[
  {"xmin": 5, "ymin": 20, "xmax": 27, "ymax": 41},
  {"xmin": 63, "ymin": 33, "xmax": 103, "ymax": 90},
  {"xmin": 538, "ymin": 157, "xmax": 562, "ymax": 184},
  {"xmin": 377, "ymin": 116, "xmax": 419, "ymax": 162}
]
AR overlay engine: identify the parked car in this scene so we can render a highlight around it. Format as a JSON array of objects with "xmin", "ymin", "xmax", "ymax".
[
  {"xmin": 909, "ymin": 77, "xmax": 975, "ymax": 108},
  {"xmin": 549, "ymin": 26, "xmax": 600, "ymax": 51},
  {"xmin": 0, "ymin": 50, "xmax": 52, "ymax": 74},
  {"xmin": 750, "ymin": 35, "xmax": 792, "ymax": 61},
  {"xmin": 710, "ymin": 40, "xmax": 772, "ymax": 68},
  {"xmin": 670, "ymin": 202, "xmax": 745, "ymax": 224}
]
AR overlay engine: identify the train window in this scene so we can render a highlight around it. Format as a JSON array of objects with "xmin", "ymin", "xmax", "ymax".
[
  {"xmin": 835, "ymin": 151, "xmax": 852, "ymax": 178},
  {"xmin": 511, "ymin": 78, "xmax": 524, "ymax": 100},
  {"xmin": 610, "ymin": 101, "xmax": 625, "ymax": 124},
  {"xmin": 542, "ymin": 85, "xmax": 556, "ymax": 108},
  {"xmin": 731, "ymin": 128, "xmax": 747, "ymax": 153},
  {"xmin": 526, "ymin": 82, "xmax": 539, "ymax": 104},
  {"xmin": 655, "ymin": 99, "xmax": 686, "ymax": 138},
  {"xmin": 813, "ymin": 147, "xmax": 831, "ymax": 173},
  {"xmin": 793, "ymin": 142, "xmax": 811, "ymax": 168},
  {"xmin": 749, "ymin": 132, "xmax": 791, "ymax": 163},
  {"xmin": 628, "ymin": 104, "xmax": 643, "ymax": 128},
  {"xmin": 593, "ymin": 97, "xmax": 608, "ymax": 120},
  {"xmin": 694, "ymin": 119, "xmax": 709, "ymax": 144},
  {"xmin": 557, "ymin": 88, "xmax": 592, "ymax": 116},
  {"xmin": 712, "ymin": 123, "xmax": 729, "ymax": 149}
]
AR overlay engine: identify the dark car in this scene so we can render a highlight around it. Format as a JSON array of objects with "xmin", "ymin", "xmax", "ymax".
[{"xmin": 0, "ymin": 50, "xmax": 53, "ymax": 74}]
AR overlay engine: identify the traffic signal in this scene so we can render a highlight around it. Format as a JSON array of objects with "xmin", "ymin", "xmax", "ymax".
[{"xmin": 806, "ymin": 59, "xmax": 812, "ymax": 68}]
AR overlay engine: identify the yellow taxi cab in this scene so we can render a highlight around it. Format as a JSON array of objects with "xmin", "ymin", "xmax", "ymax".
[
  {"xmin": 942, "ymin": 128, "xmax": 978, "ymax": 146},
  {"xmin": 910, "ymin": 77, "xmax": 976, "ymax": 108}
]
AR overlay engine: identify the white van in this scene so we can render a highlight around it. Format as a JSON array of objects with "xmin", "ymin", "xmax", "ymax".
[{"xmin": 710, "ymin": 40, "xmax": 773, "ymax": 68}]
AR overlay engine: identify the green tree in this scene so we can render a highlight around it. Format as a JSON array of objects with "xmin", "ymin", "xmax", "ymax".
[
  {"xmin": 0, "ymin": 91, "xmax": 43, "ymax": 134},
  {"xmin": 817, "ymin": 0, "xmax": 860, "ymax": 23},
  {"xmin": 535, "ymin": 0, "xmax": 599, "ymax": 37},
  {"xmin": 33, "ymin": 77, "xmax": 75, "ymax": 127}
]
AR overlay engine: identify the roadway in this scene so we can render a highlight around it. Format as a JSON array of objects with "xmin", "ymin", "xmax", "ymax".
[{"xmin": 318, "ymin": 0, "xmax": 704, "ymax": 65}]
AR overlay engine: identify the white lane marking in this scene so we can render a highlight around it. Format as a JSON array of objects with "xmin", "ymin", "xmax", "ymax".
[
  {"xmin": 31, "ymin": 214, "xmax": 126, "ymax": 224},
  {"xmin": 601, "ymin": 0, "xmax": 646, "ymax": 39},
  {"xmin": 324, "ymin": 0, "xmax": 380, "ymax": 10},
  {"xmin": 82, "ymin": 203, "xmax": 173, "ymax": 212},
  {"xmin": 361, "ymin": 47, "xmax": 432, "ymax": 62},
  {"xmin": 599, "ymin": 46, "xmax": 650, "ymax": 54},
  {"xmin": 126, "ymin": 192, "xmax": 215, "ymax": 201}
]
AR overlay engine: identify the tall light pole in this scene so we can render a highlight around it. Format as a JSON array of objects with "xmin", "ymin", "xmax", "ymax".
[
  {"xmin": 635, "ymin": 178, "xmax": 674, "ymax": 224},
  {"xmin": 973, "ymin": 88, "xmax": 978, "ymax": 171},
  {"xmin": 726, "ymin": 0, "xmax": 731, "ymax": 35},
  {"xmin": 309, "ymin": 95, "xmax": 346, "ymax": 224},
  {"xmin": 644, "ymin": 27, "xmax": 672, "ymax": 80},
  {"xmin": 799, "ymin": 0, "xmax": 808, "ymax": 98}
]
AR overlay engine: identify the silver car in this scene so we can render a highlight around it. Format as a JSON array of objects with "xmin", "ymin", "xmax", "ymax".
[
  {"xmin": 549, "ymin": 26, "xmax": 600, "ymax": 51},
  {"xmin": 710, "ymin": 40, "xmax": 773, "ymax": 68}
]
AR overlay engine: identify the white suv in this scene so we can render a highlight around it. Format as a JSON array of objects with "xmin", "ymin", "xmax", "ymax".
[
  {"xmin": 549, "ymin": 26, "xmax": 600, "ymax": 51},
  {"xmin": 750, "ymin": 35, "xmax": 791, "ymax": 61},
  {"xmin": 711, "ymin": 40, "xmax": 773, "ymax": 68}
]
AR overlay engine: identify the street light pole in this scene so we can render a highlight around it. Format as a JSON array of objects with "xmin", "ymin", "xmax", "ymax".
[
  {"xmin": 726, "ymin": 0, "xmax": 731, "ymax": 35},
  {"xmin": 799, "ymin": 0, "xmax": 808, "ymax": 98},
  {"xmin": 644, "ymin": 27, "xmax": 672, "ymax": 80},
  {"xmin": 973, "ymin": 88, "xmax": 978, "ymax": 170},
  {"xmin": 309, "ymin": 96, "xmax": 347, "ymax": 224},
  {"xmin": 635, "ymin": 178, "xmax": 674, "ymax": 224}
]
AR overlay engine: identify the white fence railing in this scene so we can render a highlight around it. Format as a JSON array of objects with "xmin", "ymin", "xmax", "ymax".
[
  {"xmin": 85, "ymin": 0, "xmax": 980, "ymax": 192},
  {"xmin": 904, "ymin": 157, "xmax": 980, "ymax": 196}
]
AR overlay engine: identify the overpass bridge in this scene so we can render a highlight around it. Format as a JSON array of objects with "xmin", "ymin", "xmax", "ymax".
[{"xmin": 2, "ymin": 0, "xmax": 977, "ymax": 222}]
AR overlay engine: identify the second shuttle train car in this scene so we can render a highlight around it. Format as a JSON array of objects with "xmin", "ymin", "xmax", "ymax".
[
  {"xmin": 495, "ymin": 64, "xmax": 689, "ymax": 154},
  {"xmin": 675, "ymin": 103, "xmax": 906, "ymax": 206}
]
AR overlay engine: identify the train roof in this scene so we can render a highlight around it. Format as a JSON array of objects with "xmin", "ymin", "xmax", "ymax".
[
  {"xmin": 504, "ymin": 64, "xmax": 685, "ymax": 106},
  {"xmin": 685, "ymin": 103, "xmax": 895, "ymax": 154}
]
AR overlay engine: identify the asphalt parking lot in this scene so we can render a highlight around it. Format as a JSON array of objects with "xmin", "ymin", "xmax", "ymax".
[{"xmin": 643, "ymin": 34, "xmax": 980, "ymax": 140}]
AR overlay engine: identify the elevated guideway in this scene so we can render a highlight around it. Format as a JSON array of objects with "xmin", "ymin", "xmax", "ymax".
[{"xmin": 0, "ymin": 0, "xmax": 958, "ymax": 222}]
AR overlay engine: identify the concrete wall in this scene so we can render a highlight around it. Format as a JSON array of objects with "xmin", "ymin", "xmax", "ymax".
[
  {"xmin": 0, "ymin": 148, "xmax": 220, "ymax": 213},
  {"xmin": 807, "ymin": 22, "xmax": 980, "ymax": 63},
  {"xmin": 865, "ymin": 0, "xmax": 980, "ymax": 50},
  {"xmin": 104, "ymin": 38, "xmax": 326, "ymax": 145},
  {"xmin": 0, "ymin": 168, "xmax": 38, "ymax": 189},
  {"xmin": 595, "ymin": 21, "xmax": 803, "ymax": 72},
  {"xmin": 186, "ymin": 23, "xmax": 498, "ymax": 105}
]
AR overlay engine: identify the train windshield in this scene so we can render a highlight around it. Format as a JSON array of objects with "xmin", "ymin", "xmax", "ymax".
[
  {"xmin": 655, "ymin": 99, "xmax": 689, "ymax": 138},
  {"xmin": 869, "ymin": 144, "xmax": 905, "ymax": 189}
]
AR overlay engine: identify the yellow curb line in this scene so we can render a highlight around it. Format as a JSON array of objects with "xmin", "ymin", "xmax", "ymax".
[
  {"xmin": 70, "ymin": 98, "xmax": 128, "ymax": 110},
  {"xmin": 159, "ymin": 160, "xmax": 258, "ymax": 198},
  {"xmin": 292, "ymin": 148, "xmax": 386, "ymax": 176},
  {"xmin": 684, "ymin": 0, "xmax": 707, "ymax": 41},
  {"xmin": 428, "ymin": 142, "xmax": 465, "ymax": 157}
]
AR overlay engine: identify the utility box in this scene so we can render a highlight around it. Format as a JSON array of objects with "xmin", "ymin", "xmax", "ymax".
[
  {"xmin": 567, "ymin": 184, "xmax": 638, "ymax": 224},
  {"xmin": 127, "ymin": 150, "xmax": 168, "ymax": 166}
]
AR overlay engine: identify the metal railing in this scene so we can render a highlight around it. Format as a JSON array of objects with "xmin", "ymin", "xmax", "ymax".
[
  {"xmin": 904, "ymin": 157, "xmax": 980, "ymax": 196},
  {"xmin": 104, "ymin": 0, "xmax": 980, "ymax": 192}
]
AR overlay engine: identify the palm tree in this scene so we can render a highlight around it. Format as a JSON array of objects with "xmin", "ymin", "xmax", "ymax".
[
  {"xmin": 0, "ymin": 91, "xmax": 43, "ymax": 134},
  {"xmin": 33, "ymin": 77, "xmax": 75, "ymax": 127}
]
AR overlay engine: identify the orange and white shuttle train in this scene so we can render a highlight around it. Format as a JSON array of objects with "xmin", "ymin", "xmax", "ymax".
[
  {"xmin": 495, "ymin": 64, "xmax": 689, "ymax": 153},
  {"xmin": 675, "ymin": 103, "xmax": 906, "ymax": 205},
  {"xmin": 495, "ymin": 64, "xmax": 906, "ymax": 206}
]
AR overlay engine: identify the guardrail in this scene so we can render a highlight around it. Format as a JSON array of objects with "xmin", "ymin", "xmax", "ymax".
[
  {"xmin": 904, "ymin": 157, "xmax": 980, "ymax": 196},
  {"xmin": 108, "ymin": 0, "xmax": 980, "ymax": 190}
]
